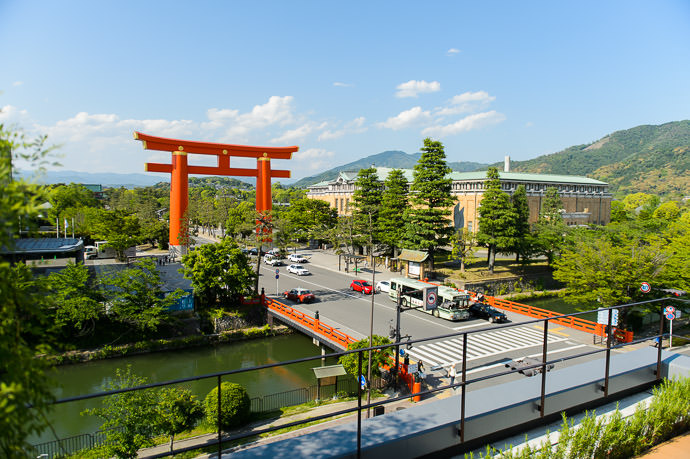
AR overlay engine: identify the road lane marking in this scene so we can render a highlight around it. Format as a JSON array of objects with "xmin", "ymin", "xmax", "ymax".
[{"xmin": 464, "ymin": 344, "xmax": 587, "ymax": 375}]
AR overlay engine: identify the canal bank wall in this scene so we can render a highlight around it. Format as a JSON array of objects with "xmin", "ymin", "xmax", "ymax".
[{"xmin": 42, "ymin": 324, "xmax": 293, "ymax": 365}]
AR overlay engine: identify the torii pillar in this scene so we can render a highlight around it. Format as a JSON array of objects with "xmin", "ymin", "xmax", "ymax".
[{"xmin": 134, "ymin": 132, "xmax": 297, "ymax": 255}]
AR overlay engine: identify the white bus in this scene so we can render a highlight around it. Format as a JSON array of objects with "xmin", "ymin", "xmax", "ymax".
[{"xmin": 388, "ymin": 277, "xmax": 471, "ymax": 321}]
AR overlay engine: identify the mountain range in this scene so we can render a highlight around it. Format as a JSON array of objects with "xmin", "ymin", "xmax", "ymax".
[{"xmin": 19, "ymin": 121, "xmax": 689, "ymax": 196}]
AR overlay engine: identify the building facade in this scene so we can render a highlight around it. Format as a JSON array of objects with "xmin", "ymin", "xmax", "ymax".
[{"xmin": 307, "ymin": 166, "xmax": 612, "ymax": 231}]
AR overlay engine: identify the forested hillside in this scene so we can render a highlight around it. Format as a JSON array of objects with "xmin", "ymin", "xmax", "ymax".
[{"xmin": 500, "ymin": 121, "xmax": 690, "ymax": 196}]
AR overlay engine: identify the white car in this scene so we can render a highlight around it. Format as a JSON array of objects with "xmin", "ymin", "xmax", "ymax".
[
  {"xmin": 264, "ymin": 255, "xmax": 283, "ymax": 266},
  {"xmin": 287, "ymin": 253, "xmax": 308, "ymax": 263},
  {"xmin": 287, "ymin": 264, "xmax": 310, "ymax": 275},
  {"xmin": 375, "ymin": 281, "xmax": 391, "ymax": 293}
]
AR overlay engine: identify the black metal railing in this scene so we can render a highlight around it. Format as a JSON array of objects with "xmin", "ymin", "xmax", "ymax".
[{"xmin": 33, "ymin": 298, "xmax": 687, "ymax": 458}]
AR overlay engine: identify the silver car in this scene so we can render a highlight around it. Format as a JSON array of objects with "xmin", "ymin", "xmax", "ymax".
[{"xmin": 287, "ymin": 264, "xmax": 310, "ymax": 275}]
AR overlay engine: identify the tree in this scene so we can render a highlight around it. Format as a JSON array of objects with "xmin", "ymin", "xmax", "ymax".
[
  {"xmin": 532, "ymin": 187, "xmax": 568, "ymax": 266},
  {"xmin": 82, "ymin": 366, "xmax": 160, "ymax": 458},
  {"xmin": 450, "ymin": 228, "xmax": 475, "ymax": 273},
  {"xmin": 204, "ymin": 382, "xmax": 251, "ymax": 430},
  {"xmin": 46, "ymin": 183, "xmax": 99, "ymax": 220},
  {"xmin": 91, "ymin": 209, "xmax": 142, "ymax": 261},
  {"xmin": 338, "ymin": 335, "xmax": 393, "ymax": 379},
  {"xmin": 351, "ymin": 167, "xmax": 383, "ymax": 250},
  {"xmin": 101, "ymin": 258, "xmax": 182, "ymax": 334},
  {"xmin": 402, "ymin": 138, "xmax": 456, "ymax": 270},
  {"xmin": 181, "ymin": 238, "xmax": 256, "ymax": 307},
  {"xmin": 156, "ymin": 387, "xmax": 204, "ymax": 453},
  {"xmin": 476, "ymin": 167, "xmax": 517, "ymax": 273},
  {"xmin": 552, "ymin": 236, "xmax": 668, "ymax": 328},
  {"xmin": 283, "ymin": 198, "xmax": 337, "ymax": 243},
  {"xmin": 46, "ymin": 261, "xmax": 103, "ymax": 337},
  {"xmin": 510, "ymin": 185, "xmax": 532, "ymax": 263},
  {"xmin": 378, "ymin": 169, "xmax": 409, "ymax": 258},
  {"xmin": 0, "ymin": 123, "xmax": 56, "ymax": 456}
]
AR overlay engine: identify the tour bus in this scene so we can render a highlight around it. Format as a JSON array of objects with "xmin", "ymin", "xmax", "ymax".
[{"xmin": 388, "ymin": 277, "xmax": 471, "ymax": 321}]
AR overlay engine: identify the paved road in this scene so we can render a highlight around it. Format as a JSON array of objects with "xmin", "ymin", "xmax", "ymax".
[{"xmin": 251, "ymin": 247, "xmax": 609, "ymax": 386}]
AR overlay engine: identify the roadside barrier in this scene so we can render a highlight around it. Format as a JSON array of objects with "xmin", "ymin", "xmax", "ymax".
[{"xmin": 265, "ymin": 297, "xmax": 358, "ymax": 350}]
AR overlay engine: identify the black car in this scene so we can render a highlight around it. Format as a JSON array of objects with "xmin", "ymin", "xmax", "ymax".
[{"xmin": 469, "ymin": 303, "xmax": 508, "ymax": 323}]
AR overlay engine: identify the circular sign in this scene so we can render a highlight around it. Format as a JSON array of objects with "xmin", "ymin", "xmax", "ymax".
[
  {"xmin": 275, "ymin": 268, "xmax": 280, "ymax": 274},
  {"xmin": 640, "ymin": 282, "xmax": 651, "ymax": 293},
  {"xmin": 427, "ymin": 292, "xmax": 437, "ymax": 305},
  {"xmin": 665, "ymin": 306, "xmax": 676, "ymax": 314},
  {"xmin": 275, "ymin": 275, "xmax": 279, "ymax": 279},
  {"xmin": 666, "ymin": 312, "xmax": 675, "ymax": 321}
]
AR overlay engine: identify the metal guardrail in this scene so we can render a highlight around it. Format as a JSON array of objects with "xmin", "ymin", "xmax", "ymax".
[{"xmin": 36, "ymin": 298, "xmax": 685, "ymax": 458}]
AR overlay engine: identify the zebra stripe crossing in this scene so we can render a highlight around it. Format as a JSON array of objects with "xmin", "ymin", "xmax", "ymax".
[{"xmin": 405, "ymin": 326, "xmax": 568, "ymax": 368}]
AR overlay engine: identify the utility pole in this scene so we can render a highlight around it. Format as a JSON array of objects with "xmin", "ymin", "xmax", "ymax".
[
  {"xmin": 394, "ymin": 286, "xmax": 402, "ymax": 391},
  {"xmin": 366, "ymin": 212, "xmax": 375, "ymax": 418}
]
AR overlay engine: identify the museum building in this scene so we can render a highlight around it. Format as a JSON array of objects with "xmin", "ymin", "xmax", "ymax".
[{"xmin": 306, "ymin": 159, "xmax": 612, "ymax": 232}]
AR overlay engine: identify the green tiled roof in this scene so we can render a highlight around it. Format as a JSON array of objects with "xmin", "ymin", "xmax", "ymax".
[
  {"xmin": 448, "ymin": 171, "xmax": 608, "ymax": 185},
  {"xmin": 310, "ymin": 168, "xmax": 608, "ymax": 187}
]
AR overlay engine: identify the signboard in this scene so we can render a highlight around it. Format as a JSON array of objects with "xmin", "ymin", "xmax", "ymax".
[
  {"xmin": 597, "ymin": 308, "xmax": 619, "ymax": 326},
  {"xmin": 666, "ymin": 312, "xmax": 675, "ymax": 321},
  {"xmin": 640, "ymin": 282, "xmax": 651, "ymax": 293},
  {"xmin": 425, "ymin": 286, "xmax": 438, "ymax": 311},
  {"xmin": 408, "ymin": 363, "xmax": 418, "ymax": 374},
  {"xmin": 664, "ymin": 306, "xmax": 676, "ymax": 315},
  {"xmin": 167, "ymin": 289, "xmax": 194, "ymax": 311},
  {"xmin": 359, "ymin": 375, "xmax": 367, "ymax": 389},
  {"xmin": 409, "ymin": 261, "xmax": 421, "ymax": 276}
]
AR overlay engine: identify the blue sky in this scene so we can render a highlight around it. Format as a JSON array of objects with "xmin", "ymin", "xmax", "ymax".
[{"xmin": 1, "ymin": 1, "xmax": 689, "ymax": 181}]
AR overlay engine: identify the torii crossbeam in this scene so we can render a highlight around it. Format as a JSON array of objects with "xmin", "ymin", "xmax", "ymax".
[{"xmin": 134, "ymin": 132, "xmax": 297, "ymax": 254}]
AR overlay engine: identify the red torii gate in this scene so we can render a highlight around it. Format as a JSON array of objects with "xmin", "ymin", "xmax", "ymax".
[{"xmin": 134, "ymin": 132, "xmax": 297, "ymax": 252}]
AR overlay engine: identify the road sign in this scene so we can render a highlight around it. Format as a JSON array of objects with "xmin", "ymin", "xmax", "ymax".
[
  {"xmin": 664, "ymin": 306, "xmax": 676, "ymax": 315},
  {"xmin": 597, "ymin": 309, "xmax": 619, "ymax": 326},
  {"xmin": 359, "ymin": 375, "xmax": 367, "ymax": 389},
  {"xmin": 425, "ymin": 286, "xmax": 438, "ymax": 310},
  {"xmin": 640, "ymin": 282, "xmax": 651, "ymax": 293},
  {"xmin": 399, "ymin": 349, "xmax": 405, "ymax": 356},
  {"xmin": 275, "ymin": 268, "xmax": 279, "ymax": 274},
  {"xmin": 666, "ymin": 313, "xmax": 675, "ymax": 321},
  {"xmin": 275, "ymin": 274, "xmax": 279, "ymax": 279}
]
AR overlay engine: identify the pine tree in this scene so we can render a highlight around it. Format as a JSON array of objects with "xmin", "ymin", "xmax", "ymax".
[
  {"xmin": 351, "ymin": 167, "xmax": 382, "ymax": 251},
  {"xmin": 476, "ymin": 167, "xmax": 517, "ymax": 273},
  {"xmin": 378, "ymin": 169, "xmax": 408, "ymax": 258},
  {"xmin": 402, "ymin": 138, "xmax": 455, "ymax": 270},
  {"xmin": 511, "ymin": 185, "xmax": 531, "ymax": 262}
]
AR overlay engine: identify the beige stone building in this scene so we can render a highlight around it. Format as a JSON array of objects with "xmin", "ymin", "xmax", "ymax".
[{"xmin": 306, "ymin": 164, "xmax": 612, "ymax": 231}]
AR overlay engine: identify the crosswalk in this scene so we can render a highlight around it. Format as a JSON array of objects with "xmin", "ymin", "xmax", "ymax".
[{"xmin": 404, "ymin": 325, "xmax": 569, "ymax": 368}]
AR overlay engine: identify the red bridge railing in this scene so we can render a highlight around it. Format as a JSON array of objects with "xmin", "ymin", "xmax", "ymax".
[{"xmin": 265, "ymin": 297, "xmax": 358, "ymax": 350}]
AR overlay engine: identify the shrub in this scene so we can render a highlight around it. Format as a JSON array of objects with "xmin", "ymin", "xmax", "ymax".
[{"xmin": 204, "ymin": 382, "xmax": 251, "ymax": 430}]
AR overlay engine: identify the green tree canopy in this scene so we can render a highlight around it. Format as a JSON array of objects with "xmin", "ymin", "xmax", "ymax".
[
  {"xmin": 46, "ymin": 261, "xmax": 104, "ymax": 337},
  {"xmin": 283, "ymin": 197, "xmax": 337, "ymax": 242},
  {"xmin": 82, "ymin": 366, "xmax": 160, "ymax": 458},
  {"xmin": 351, "ymin": 167, "xmax": 383, "ymax": 248},
  {"xmin": 101, "ymin": 258, "xmax": 182, "ymax": 334},
  {"xmin": 378, "ymin": 169, "xmax": 409, "ymax": 257},
  {"xmin": 0, "ymin": 123, "xmax": 56, "ymax": 456},
  {"xmin": 476, "ymin": 167, "xmax": 516, "ymax": 272},
  {"xmin": 338, "ymin": 335, "xmax": 393, "ymax": 379},
  {"xmin": 91, "ymin": 209, "xmax": 142, "ymax": 261},
  {"xmin": 510, "ymin": 184, "xmax": 532, "ymax": 262},
  {"xmin": 181, "ymin": 238, "xmax": 256, "ymax": 308},
  {"xmin": 156, "ymin": 387, "xmax": 204, "ymax": 453},
  {"xmin": 402, "ymin": 138, "xmax": 455, "ymax": 269},
  {"xmin": 532, "ymin": 186, "xmax": 568, "ymax": 266}
]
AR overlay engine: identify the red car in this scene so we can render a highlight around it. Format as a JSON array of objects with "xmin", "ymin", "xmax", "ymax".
[
  {"xmin": 283, "ymin": 288, "xmax": 316, "ymax": 303},
  {"xmin": 350, "ymin": 280, "xmax": 374, "ymax": 294}
]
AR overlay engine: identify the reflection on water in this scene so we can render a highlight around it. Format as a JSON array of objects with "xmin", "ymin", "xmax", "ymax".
[{"xmin": 33, "ymin": 333, "xmax": 335, "ymax": 444}]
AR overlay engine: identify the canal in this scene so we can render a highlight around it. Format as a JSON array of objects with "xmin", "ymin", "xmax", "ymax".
[{"xmin": 33, "ymin": 333, "xmax": 336, "ymax": 445}]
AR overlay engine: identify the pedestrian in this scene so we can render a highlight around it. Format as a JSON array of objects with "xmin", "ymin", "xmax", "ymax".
[
  {"xmin": 418, "ymin": 360, "xmax": 425, "ymax": 378},
  {"xmin": 449, "ymin": 363, "xmax": 457, "ymax": 388}
]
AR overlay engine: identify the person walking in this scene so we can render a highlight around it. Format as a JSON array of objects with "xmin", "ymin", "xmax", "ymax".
[{"xmin": 449, "ymin": 363, "xmax": 457, "ymax": 389}]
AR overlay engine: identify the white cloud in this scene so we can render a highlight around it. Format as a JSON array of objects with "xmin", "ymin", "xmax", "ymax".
[
  {"xmin": 271, "ymin": 122, "xmax": 327, "ymax": 144},
  {"xmin": 446, "ymin": 48, "xmax": 461, "ymax": 55},
  {"xmin": 12, "ymin": 81, "xmax": 23, "ymax": 86},
  {"xmin": 525, "ymin": 121, "xmax": 534, "ymax": 127},
  {"xmin": 333, "ymin": 82, "xmax": 353, "ymax": 87},
  {"xmin": 434, "ymin": 91, "xmax": 496, "ymax": 117},
  {"xmin": 422, "ymin": 110, "xmax": 506, "ymax": 136},
  {"xmin": 296, "ymin": 147, "xmax": 334, "ymax": 160},
  {"xmin": 294, "ymin": 148, "xmax": 336, "ymax": 170},
  {"xmin": 319, "ymin": 117, "xmax": 367, "ymax": 141},
  {"xmin": 395, "ymin": 80, "xmax": 441, "ymax": 98},
  {"xmin": 378, "ymin": 107, "xmax": 431, "ymax": 130},
  {"xmin": 0, "ymin": 104, "xmax": 30, "ymax": 122}
]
